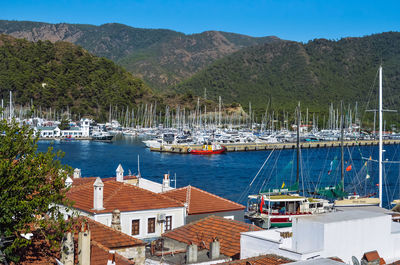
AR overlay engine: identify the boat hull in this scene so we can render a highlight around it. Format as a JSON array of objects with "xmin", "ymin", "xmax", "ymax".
[
  {"xmin": 334, "ymin": 197, "xmax": 380, "ymax": 207},
  {"xmin": 92, "ymin": 135, "xmax": 114, "ymax": 142}
]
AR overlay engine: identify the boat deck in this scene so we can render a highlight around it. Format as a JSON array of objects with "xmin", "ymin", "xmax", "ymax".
[{"xmin": 150, "ymin": 139, "xmax": 400, "ymax": 153}]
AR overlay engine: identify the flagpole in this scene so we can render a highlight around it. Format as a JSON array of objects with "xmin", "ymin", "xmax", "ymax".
[{"xmin": 379, "ymin": 65, "xmax": 383, "ymax": 208}]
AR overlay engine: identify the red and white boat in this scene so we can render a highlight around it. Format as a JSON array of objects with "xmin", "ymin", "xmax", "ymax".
[
  {"xmin": 189, "ymin": 143, "xmax": 226, "ymax": 155},
  {"xmin": 245, "ymin": 193, "xmax": 332, "ymax": 228}
]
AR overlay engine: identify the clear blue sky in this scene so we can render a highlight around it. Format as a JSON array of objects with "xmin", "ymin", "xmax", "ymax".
[{"xmin": 2, "ymin": 0, "xmax": 400, "ymax": 42}]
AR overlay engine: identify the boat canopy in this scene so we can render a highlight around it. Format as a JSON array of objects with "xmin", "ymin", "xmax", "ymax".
[
  {"xmin": 314, "ymin": 182, "xmax": 348, "ymax": 199},
  {"xmin": 248, "ymin": 194, "xmax": 306, "ymax": 202},
  {"xmin": 260, "ymin": 182, "xmax": 299, "ymax": 195}
]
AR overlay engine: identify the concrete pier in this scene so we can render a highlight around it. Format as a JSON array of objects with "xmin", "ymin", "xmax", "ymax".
[{"xmin": 150, "ymin": 139, "xmax": 400, "ymax": 154}]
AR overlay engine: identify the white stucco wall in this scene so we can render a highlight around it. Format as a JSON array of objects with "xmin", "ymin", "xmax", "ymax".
[
  {"xmin": 94, "ymin": 207, "xmax": 186, "ymax": 239},
  {"xmin": 137, "ymin": 178, "xmax": 174, "ymax": 193},
  {"xmin": 292, "ymin": 218, "xmax": 324, "ymax": 253},
  {"xmin": 241, "ymin": 229, "xmax": 303, "ymax": 260},
  {"xmin": 241, "ymin": 211, "xmax": 400, "ymax": 264},
  {"xmin": 317, "ymin": 214, "xmax": 395, "ymax": 263}
]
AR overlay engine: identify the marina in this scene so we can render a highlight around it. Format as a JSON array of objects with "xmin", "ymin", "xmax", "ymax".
[{"xmin": 37, "ymin": 136, "xmax": 400, "ymax": 208}]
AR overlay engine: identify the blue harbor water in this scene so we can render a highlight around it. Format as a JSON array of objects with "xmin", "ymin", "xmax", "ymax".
[{"xmin": 37, "ymin": 137, "xmax": 400, "ymax": 208}]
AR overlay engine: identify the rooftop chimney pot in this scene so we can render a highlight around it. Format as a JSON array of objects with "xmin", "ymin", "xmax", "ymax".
[
  {"xmin": 73, "ymin": 168, "xmax": 81, "ymax": 179},
  {"xmin": 78, "ymin": 225, "xmax": 91, "ymax": 265},
  {"xmin": 116, "ymin": 164, "xmax": 124, "ymax": 182},
  {"xmin": 186, "ymin": 243, "xmax": 198, "ymax": 263},
  {"xmin": 93, "ymin": 177, "xmax": 104, "ymax": 211},
  {"xmin": 111, "ymin": 209, "xmax": 121, "ymax": 231},
  {"xmin": 61, "ymin": 232, "xmax": 74, "ymax": 265}
]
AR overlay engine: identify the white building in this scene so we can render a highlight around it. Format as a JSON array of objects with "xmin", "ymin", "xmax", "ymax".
[
  {"xmin": 62, "ymin": 176, "xmax": 186, "ymax": 240},
  {"xmin": 36, "ymin": 126, "xmax": 61, "ymax": 138},
  {"xmin": 35, "ymin": 118, "xmax": 91, "ymax": 138},
  {"xmin": 240, "ymin": 209, "xmax": 400, "ymax": 264}
]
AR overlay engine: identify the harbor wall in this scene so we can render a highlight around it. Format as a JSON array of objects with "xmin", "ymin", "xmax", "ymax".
[{"xmin": 151, "ymin": 140, "xmax": 400, "ymax": 154}]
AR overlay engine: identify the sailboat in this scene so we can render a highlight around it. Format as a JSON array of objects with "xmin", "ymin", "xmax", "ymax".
[
  {"xmin": 334, "ymin": 66, "xmax": 385, "ymax": 207},
  {"xmin": 244, "ymin": 105, "xmax": 332, "ymax": 229}
]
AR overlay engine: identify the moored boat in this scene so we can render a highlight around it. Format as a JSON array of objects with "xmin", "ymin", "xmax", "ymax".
[
  {"xmin": 92, "ymin": 131, "xmax": 114, "ymax": 142},
  {"xmin": 334, "ymin": 195, "xmax": 380, "ymax": 207},
  {"xmin": 245, "ymin": 193, "xmax": 331, "ymax": 228}
]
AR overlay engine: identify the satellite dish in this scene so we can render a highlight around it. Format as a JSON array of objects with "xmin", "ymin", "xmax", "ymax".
[{"xmin": 352, "ymin": 256, "xmax": 360, "ymax": 265}]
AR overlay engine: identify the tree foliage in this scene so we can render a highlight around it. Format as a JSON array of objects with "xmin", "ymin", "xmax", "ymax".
[
  {"xmin": 173, "ymin": 32, "xmax": 400, "ymax": 123},
  {"xmin": 0, "ymin": 35, "xmax": 154, "ymax": 122},
  {"xmin": 0, "ymin": 119, "xmax": 72, "ymax": 262}
]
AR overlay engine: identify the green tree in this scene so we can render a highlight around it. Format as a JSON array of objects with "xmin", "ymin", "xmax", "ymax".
[
  {"xmin": 58, "ymin": 117, "xmax": 70, "ymax": 130},
  {"xmin": 0, "ymin": 119, "xmax": 72, "ymax": 262}
]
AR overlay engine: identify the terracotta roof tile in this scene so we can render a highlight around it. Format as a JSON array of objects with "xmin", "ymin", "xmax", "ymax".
[
  {"xmin": 16, "ymin": 224, "xmax": 135, "ymax": 265},
  {"xmin": 80, "ymin": 217, "xmax": 145, "ymax": 248},
  {"xmin": 163, "ymin": 215, "xmax": 262, "ymax": 258},
  {"xmin": 162, "ymin": 185, "xmax": 245, "ymax": 215},
  {"xmin": 67, "ymin": 180, "xmax": 184, "ymax": 213},
  {"xmin": 102, "ymin": 175, "xmax": 138, "ymax": 182},
  {"xmin": 218, "ymin": 254, "xmax": 292, "ymax": 265},
  {"xmin": 328, "ymin": 257, "xmax": 345, "ymax": 263},
  {"xmin": 363, "ymin": 251, "xmax": 380, "ymax": 262},
  {"xmin": 71, "ymin": 177, "xmax": 96, "ymax": 186},
  {"xmin": 90, "ymin": 241, "xmax": 134, "ymax": 265},
  {"xmin": 71, "ymin": 175, "xmax": 137, "ymax": 187}
]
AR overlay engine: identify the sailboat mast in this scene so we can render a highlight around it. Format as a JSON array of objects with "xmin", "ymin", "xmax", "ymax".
[
  {"xmin": 296, "ymin": 104, "xmax": 300, "ymax": 192},
  {"xmin": 379, "ymin": 65, "xmax": 383, "ymax": 207},
  {"xmin": 340, "ymin": 101, "xmax": 344, "ymax": 192}
]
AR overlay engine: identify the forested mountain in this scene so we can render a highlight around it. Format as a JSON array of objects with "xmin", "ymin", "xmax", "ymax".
[
  {"xmin": 174, "ymin": 32, "xmax": 400, "ymax": 116},
  {"xmin": 0, "ymin": 34, "xmax": 154, "ymax": 121},
  {"xmin": 0, "ymin": 20, "xmax": 280, "ymax": 90}
]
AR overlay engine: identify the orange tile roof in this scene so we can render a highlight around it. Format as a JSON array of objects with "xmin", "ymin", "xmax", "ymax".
[
  {"xmin": 218, "ymin": 254, "xmax": 292, "ymax": 265},
  {"xmin": 71, "ymin": 177, "xmax": 97, "ymax": 186},
  {"xmin": 16, "ymin": 225, "xmax": 135, "ymax": 265},
  {"xmin": 67, "ymin": 179, "xmax": 183, "ymax": 214},
  {"xmin": 162, "ymin": 185, "xmax": 245, "ymax": 215},
  {"xmin": 102, "ymin": 175, "xmax": 138, "ymax": 182},
  {"xmin": 71, "ymin": 175, "xmax": 137, "ymax": 186},
  {"xmin": 363, "ymin": 250, "xmax": 380, "ymax": 262},
  {"xmin": 91, "ymin": 241, "xmax": 134, "ymax": 265},
  {"xmin": 162, "ymin": 215, "xmax": 262, "ymax": 258},
  {"xmin": 81, "ymin": 217, "xmax": 145, "ymax": 248}
]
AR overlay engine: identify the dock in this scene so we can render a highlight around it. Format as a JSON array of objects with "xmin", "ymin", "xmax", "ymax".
[{"xmin": 150, "ymin": 139, "xmax": 400, "ymax": 154}]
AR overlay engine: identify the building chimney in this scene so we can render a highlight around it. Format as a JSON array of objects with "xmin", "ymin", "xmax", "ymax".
[
  {"xmin": 93, "ymin": 177, "xmax": 104, "ymax": 211},
  {"xmin": 162, "ymin": 174, "xmax": 170, "ymax": 191},
  {"xmin": 116, "ymin": 164, "xmax": 124, "ymax": 182},
  {"xmin": 209, "ymin": 237, "xmax": 220, "ymax": 260},
  {"xmin": 61, "ymin": 232, "xmax": 74, "ymax": 265},
  {"xmin": 107, "ymin": 251, "xmax": 116, "ymax": 265},
  {"xmin": 186, "ymin": 243, "xmax": 198, "ymax": 263},
  {"xmin": 73, "ymin": 168, "xmax": 81, "ymax": 179},
  {"xmin": 65, "ymin": 176, "xmax": 73, "ymax": 188},
  {"xmin": 78, "ymin": 223, "xmax": 91, "ymax": 265},
  {"xmin": 111, "ymin": 209, "xmax": 121, "ymax": 231}
]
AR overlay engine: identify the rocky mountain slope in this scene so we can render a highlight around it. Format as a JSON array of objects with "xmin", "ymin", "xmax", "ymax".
[
  {"xmin": 174, "ymin": 32, "xmax": 400, "ymax": 115},
  {"xmin": 0, "ymin": 20, "xmax": 280, "ymax": 90}
]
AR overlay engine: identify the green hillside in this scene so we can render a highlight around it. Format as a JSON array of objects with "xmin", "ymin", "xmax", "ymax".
[
  {"xmin": 0, "ymin": 34, "xmax": 154, "ymax": 121},
  {"xmin": 0, "ymin": 20, "xmax": 279, "ymax": 91},
  {"xmin": 174, "ymin": 32, "xmax": 400, "ymax": 117}
]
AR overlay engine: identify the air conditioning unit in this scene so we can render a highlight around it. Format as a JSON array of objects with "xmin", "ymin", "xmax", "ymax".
[{"xmin": 157, "ymin": 213, "xmax": 166, "ymax": 222}]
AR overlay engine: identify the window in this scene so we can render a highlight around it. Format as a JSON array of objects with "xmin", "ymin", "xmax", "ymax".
[
  {"xmin": 148, "ymin": 217, "xmax": 155, "ymax": 234},
  {"xmin": 165, "ymin": 216, "xmax": 172, "ymax": 231},
  {"xmin": 132, "ymin": 219, "xmax": 140, "ymax": 235}
]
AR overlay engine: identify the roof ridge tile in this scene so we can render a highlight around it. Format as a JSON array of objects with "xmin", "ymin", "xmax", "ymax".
[
  {"xmin": 190, "ymin": 186, "xmax": 245, "ymax": 208},
  {"xmin": 84, "ymin": 217, "xmax": 145, "ymax": 246}
]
